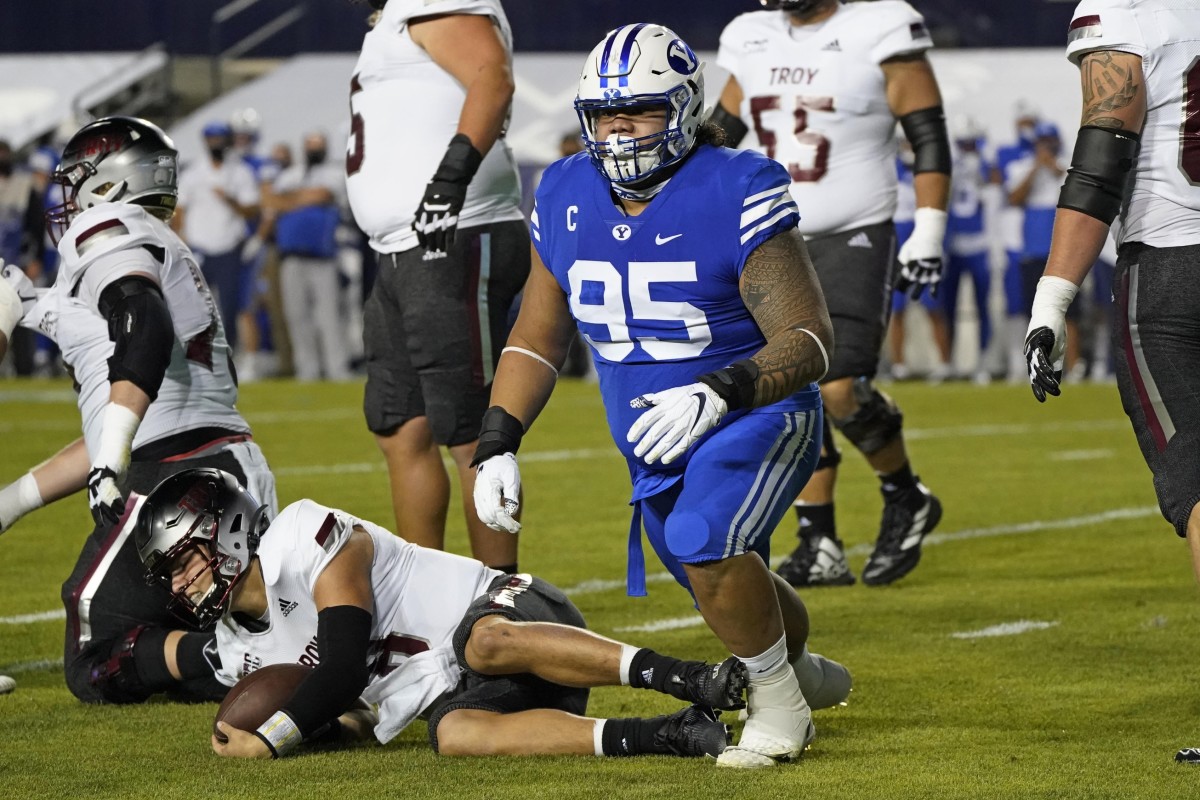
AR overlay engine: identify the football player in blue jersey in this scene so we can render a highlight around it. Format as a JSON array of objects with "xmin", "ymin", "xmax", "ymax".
[{"xmin": 469, "ymin": 24, "xmax": 850, "ymax": 769}]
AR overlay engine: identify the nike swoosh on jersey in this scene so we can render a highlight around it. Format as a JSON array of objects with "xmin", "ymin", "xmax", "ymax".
[{"xmin": 655, "ymin": 233, "xmax": 683, "ymax": 245}]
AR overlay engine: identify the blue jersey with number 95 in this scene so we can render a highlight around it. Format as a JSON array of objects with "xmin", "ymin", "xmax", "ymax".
[{"xmin": 531, "ymin": 144, "xmax": 821, "ymax": 483}]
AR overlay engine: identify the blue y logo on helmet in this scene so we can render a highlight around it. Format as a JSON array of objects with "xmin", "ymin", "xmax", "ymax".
[{"xmin": 667, "ymin": 40, "xmax": 698, "ymax": 75}]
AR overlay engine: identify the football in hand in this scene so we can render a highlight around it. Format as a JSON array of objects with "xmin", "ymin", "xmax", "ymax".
[{"xmin": 213, "ymin": 663, "xmax": 312, "ymax": 743}]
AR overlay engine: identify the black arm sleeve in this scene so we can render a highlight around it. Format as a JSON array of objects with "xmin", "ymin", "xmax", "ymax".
[
  {"xmin": 280, "ymin": 605, "xmax": 373, "ymax": 740},
  {"xmin": 898, "ymin": 106, "xmax": 952, "ymax": 175},
  {"xmin": 98, "ymin": 276, "xmax": 174, "ymax": 401},
  {"xmin": 707, "ymin": 105, "xmax": 749, "ymax": 148},
  {"xmin": 1056, "ymin": 125, "xmax": 1141, "ymax": 225}
]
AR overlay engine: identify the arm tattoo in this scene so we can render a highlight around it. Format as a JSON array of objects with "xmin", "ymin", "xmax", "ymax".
[
  {"xmin": 1080, "ymin": 51, "xmax": 1139, "ymax": 129},
  {"xmin": 740, "ymin": 230, "xmax": 833, "ymax": 406}
]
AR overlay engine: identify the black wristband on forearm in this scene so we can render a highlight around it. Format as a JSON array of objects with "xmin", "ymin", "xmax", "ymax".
[
  {"xmin": 899, "ymin": 105, "xmax": 951, "ymax": 175},
  {"xmin": 697, "ymin": 359, "xmax": 759, "ymax": 411},
  {"xmin": 432, "ymin": 133, "xmax": 484, "ymax": 185},
  {"xmin": 280, "ymin": 605, "xmax": 372, "ymax": 740},
  {"xmin": 470, "ymin": 406, "xmax": 525, "ymax": 467}
]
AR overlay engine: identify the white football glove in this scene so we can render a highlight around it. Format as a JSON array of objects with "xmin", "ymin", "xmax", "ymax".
[
  {"xmin": 1024, "ymin": 275, "xmax": 1079, "ymax": 403},
  {"xmin": 0, "ymin": 261, "xmax": 38, "ymax": 341},
  {"xmin": 473, "ymin": 452, "xmax": 522, "ymax": 534},
  {"xmin": 87, "ymin": 403, "xmax": 141, "ymax": 528},
  {"xmin": 894, "ymin": 208, "xmax": 948, "ymax": 300},
  {"xmin": 626, "ymin": 383, "xmax": 727, "ymax": 465}
]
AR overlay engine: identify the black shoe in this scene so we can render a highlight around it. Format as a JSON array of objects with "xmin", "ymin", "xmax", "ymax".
[
  {"xmin": 777, "ymin": 533, "xmax": 856, "ymax": 587},
  {"xmin": 653, "ymin": 705, "xmax": 731, "ymax": 758},
  {"xmin": 664, "ymin": 656, "xmax": 748, "ymax": 711},
  {"xmin": 862, "ymin": 483, "xmax": 942, "ymax": 586},
  {"xmin": 1176, "ymin": 748, "xmax": 1200, "ymax": 763}
]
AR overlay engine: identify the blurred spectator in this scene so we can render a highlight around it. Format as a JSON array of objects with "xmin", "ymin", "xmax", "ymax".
[
  {"xmin": 230, "ymin": 107, "xmax": 276, "ymax": 381},
  {"xmin": 943, "ymin": 118, "xmax": 993, "ymax": 384},
  {"xmin": 27, "ymin": 145, "xmax": 63, "ymax": 376},
  {"xmin": 0, "ymin": 139, "xmax": 47, "ymax": 376},
  {"xmin": 266, "ymin": 131, "xmax": 350, "ymax": 381},
  {"xmin": 173, "ymin": 122, "xmax": 260, "ymax": 353}
]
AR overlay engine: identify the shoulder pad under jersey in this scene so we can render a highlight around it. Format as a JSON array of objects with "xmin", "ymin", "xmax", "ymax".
[{"xmin": 57, "ymin": 204, "xmax": 167, "ymax": 292}]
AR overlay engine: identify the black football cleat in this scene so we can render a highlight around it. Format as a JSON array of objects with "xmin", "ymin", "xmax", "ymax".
[
  {"xmin": 663, "ymin": 656, "xmax": 748, "ymax": 711},
  {"xmin": 862, "ymin": 482, "xmax": 942, "ymax": 586},
  {"xmin": 1176, "ymin": 748, "xmax": 1200, "ymax": 764},
  {"xmin": 777, "ymin": 533, "xmax": 857, "ymax": 587},
  {"xmin": 653, "ymin": 704, "xmax": 731, "ymax": 758}
]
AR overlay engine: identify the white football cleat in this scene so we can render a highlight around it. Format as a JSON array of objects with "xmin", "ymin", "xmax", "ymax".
[
  {"xmin": 0, "ymin": 675, "xmax": 15, "ymax": 694},
  {"xmin": 717, "ymin": 677, "xmax": 814, "ymax": 768}
]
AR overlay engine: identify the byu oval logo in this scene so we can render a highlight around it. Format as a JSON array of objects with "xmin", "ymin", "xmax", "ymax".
[
  {"xmin": 612, "ymin": 224, "xmax": 633, "ymax": 241},
  {"xmin": 667, "ymin": 40, "xmax": 698, "ymax": 75}
]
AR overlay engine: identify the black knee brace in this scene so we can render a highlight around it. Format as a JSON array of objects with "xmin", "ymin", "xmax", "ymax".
[
  {"xmin": 87, "ymin": 625, "xmax": 169, "ymax": 704},
  {"xmin": 831, "ymin": 378, "xmax": 903, "ymax": 455},
  {"xmin": 815, "ymin": 413, "xmax": 842, "ymax": 471}
]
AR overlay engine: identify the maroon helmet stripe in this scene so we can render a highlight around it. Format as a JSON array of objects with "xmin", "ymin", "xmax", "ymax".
[
  {"xmin": 75, "ymin": 217, "xmax": 128, "ymax": 247},
  {"xmin": 314, "ymin": 512, "xmax": 336, "ymax": 547},
  {"xmin": 1069, "ymin": 14, "xmax": 1100, "ymax": 30}
]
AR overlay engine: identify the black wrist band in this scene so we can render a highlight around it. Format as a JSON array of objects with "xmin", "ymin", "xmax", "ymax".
[
  {"xmin": 697, "ymin": 359, "xmax": 759, "ymax": 410},
  {"xmin": 470, "ymin": 406, "xmax": 525, "ymax": 467},
  {"xmin": 433, "ymin": 133, "xmax": 484, "ymax": 185}
]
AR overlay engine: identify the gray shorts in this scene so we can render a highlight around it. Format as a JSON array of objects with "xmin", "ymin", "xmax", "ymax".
[
  {"xmin": 426, "ymin": 574, "xmax": 589, "ymax": 752},
  {"xmin": 806, "ymin": 221, "xmax": 897, "ymax": 382},
  {"xmin": 1113, "ymin": 241, "xmax": 1200, "ymax": 537},
  {"xmin": 363, "ymin": 219, "xmax": 530, "ymax": 446}
]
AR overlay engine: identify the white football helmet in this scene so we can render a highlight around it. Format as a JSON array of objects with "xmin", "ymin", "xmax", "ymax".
[
  {"xmin": 45, "ymin": 116, "xmax": 178, "ymax": 244},
  {"xmin": 135, "ymin": 468, "xmax": 270, "ymax": 627},
  {"xmin": 574, "ymin": 23, "xmax": 704, "ymax": 197}
]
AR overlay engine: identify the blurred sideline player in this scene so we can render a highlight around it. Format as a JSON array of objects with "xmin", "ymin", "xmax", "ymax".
[
  {"xmin": 0, "ymin": 116, "xmax": 277, "ymax": 703},
  {"xmin": 136, "ymin": 468, "xmax": 748, "ymax": 760},
  {"xmin": 711, "ymin": 0, "xmax": 950, "ymax": 587},
  {"xmin": 942, "ymin": 117, "xmax": 993, "ymax": 384},
  {"xmin": 346, "ymin": 0, "xmax": 529, "ymax": 571},
  {"xmin": 471, "ymin": 23, "xmax": 851, "ymax": 768},
  {"xmin": 1016, "ymin": 0, "xmax": 1200, "ymax": 762},
  {"xmin": 887, "ymin": 134, "xmax": 951, "ymax": 382}
]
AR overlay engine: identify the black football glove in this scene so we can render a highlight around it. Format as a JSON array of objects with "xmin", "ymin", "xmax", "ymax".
[
  {"xmin": 1023, "ymin": 326, "xmax": 1062, "ymax": 403},
  {"xmin": 414, "ymin": 134, "xmax": 483, "ymax": 259}
]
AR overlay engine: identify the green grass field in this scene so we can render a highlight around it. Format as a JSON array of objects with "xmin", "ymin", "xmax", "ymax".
[{"xmin": 2, "ymin": 376, "xmax": 1198, "ymax": 799}]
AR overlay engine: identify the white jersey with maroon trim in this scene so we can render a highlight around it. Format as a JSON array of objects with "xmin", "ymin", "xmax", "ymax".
[
  {"xmin": 717, "ymin": 1, "xmax": 934, "ymax": 236},
  {"xmin": 1066, "ymin": 0, "xmax": 1200, "ymax": 247},
  {"xmin": 18, "ymin": 202, "xmax": 246, "ymax": 458},
  {"xmin": 345, "ymin": 0, "xmax": 524, "ymax": 254},
  {"xmin": 215, "ymin": 499, "xmax": 502, "ymax": 741}
]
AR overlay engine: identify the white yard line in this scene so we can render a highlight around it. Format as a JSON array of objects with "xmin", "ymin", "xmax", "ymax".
[
  {"xmin": 1050, "ymin": 449, "xmax": 1115, "ymax": 461},
  {"xmin": 950, "ymin": 620, "xmax": 1059, "ymax": 639},
  {"xmin": 1, "ymin": 658, "xmax": 63, "ymax": 674},
  {"xmin": 0, "ymin": 610, "xmax": 65, "ymax": 625},
  {"xmin": 615, "ymin": 616, "xmax": 706, "ymax": 633}
]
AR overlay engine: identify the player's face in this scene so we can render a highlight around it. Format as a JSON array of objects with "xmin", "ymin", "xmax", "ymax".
[
  {"xmin": 593, "ymin": 105, "xmax": 669, "ymax": 142},
  {"xmin": 170, "ymin": 543, "xmax": 214, "ymax": 599}
]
